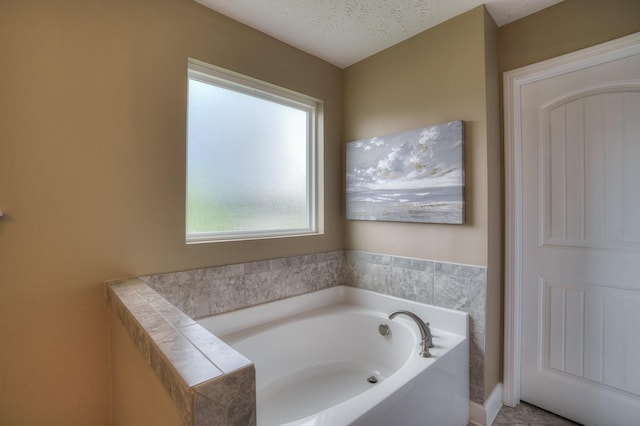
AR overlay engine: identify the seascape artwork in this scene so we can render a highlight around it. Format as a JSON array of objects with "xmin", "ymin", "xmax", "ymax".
[{"xmin": 346, "ymin": 120, "xmax": 464, "ymax": 224}]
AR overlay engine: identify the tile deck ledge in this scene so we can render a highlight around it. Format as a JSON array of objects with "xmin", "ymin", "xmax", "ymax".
[{"xmin": 106, "ymin": 278, "xmax": 256, "ymax": 425}]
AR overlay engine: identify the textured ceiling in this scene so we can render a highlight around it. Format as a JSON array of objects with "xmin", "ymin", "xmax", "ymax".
[{"xmin": 194, "ymin": 0, "xmax": 563, "ymax": 68}]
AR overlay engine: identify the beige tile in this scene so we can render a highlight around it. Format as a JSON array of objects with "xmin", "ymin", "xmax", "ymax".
[
  {"xmin": 195, "ymin": 365, "xmax": 256, "ymax": 426},
  {"xmin": 180, "ymin": 323, "xmax": 252, "ymax": 374},
  {"xmin": 493, "ymin": 402, "xmax": 581, "ymax": 425}
]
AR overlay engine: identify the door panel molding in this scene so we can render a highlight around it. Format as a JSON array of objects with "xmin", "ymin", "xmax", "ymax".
[
  {"xmin": 504, "ymin": 32, "xmax": 640, "ymax": 407},
  {"xmin": 540, "ymin": 82, "xmax": 640, "ymax": 251},
  {"xmin": 539, "ymin": 277, "xmax": 640, "ymax": 398}
]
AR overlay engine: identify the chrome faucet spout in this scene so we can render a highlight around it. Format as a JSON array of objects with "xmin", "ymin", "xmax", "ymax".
[{"xmin": 389, "ymin": 310, "xmax": 433, "ymax": 358}]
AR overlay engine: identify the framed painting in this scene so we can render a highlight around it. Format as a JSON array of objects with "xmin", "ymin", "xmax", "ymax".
[{"xmin": 346, "ymin": 120, "xmax": 464, "ymax": 224}]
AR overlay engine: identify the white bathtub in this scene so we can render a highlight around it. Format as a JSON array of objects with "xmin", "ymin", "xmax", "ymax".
[{"xmin": 198, "ymin": 286, "xmax": 469, "ymax": 426}]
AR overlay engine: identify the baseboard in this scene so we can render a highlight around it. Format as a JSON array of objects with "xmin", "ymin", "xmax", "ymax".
[{"xmin": 469, "ymin": 383, "xmax": 503, "ymax": 425}]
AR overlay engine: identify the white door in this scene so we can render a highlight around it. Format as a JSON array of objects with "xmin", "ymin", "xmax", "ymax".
[{"xmin": 512, "ymin": 34, "xmax": 640, "ymax": 425}]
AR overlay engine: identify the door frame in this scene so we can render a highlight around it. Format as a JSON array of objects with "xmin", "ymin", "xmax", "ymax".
[{"xmin": 503, "ymin": 31, "xmax": 640, "ymax": 407}]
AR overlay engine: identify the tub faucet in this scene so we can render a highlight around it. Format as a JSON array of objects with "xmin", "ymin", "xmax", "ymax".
[{"xmin": 389, "ymin": 310, "xmax": 433, "ymax": 358}]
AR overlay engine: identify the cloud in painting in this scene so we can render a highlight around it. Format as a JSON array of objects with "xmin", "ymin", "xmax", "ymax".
[{"xmin": 346, "ymin": 120, "xmax": 463, "ymax": 192}]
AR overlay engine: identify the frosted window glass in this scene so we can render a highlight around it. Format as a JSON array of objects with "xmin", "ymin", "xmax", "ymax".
[{"xmin": 186, "ymin": 68, "xmax": 316, "ymax": 241}]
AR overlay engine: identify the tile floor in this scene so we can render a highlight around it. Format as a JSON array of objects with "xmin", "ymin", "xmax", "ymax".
[{"xmin": 492, "ymin": 401, "xmax": 581, "ymax": 425}]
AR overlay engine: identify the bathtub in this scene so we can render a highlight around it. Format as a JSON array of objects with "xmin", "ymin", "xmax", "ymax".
[{"xmin": 198, "ymin": 286, "xmax": 469, "ymax": 426}]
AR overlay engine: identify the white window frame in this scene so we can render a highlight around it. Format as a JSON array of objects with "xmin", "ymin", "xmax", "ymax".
[{"xmin": 186, "ymin": 58, "xmax": 321, "ymax": 243}]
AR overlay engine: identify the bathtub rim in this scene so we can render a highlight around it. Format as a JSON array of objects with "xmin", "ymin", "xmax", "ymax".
[
  {"xmin": 198, "ymin": 285, "xmax": 469, "ymax": 339},
  {"xmin": 107, "ymin": 279, "xmax": 468, "ymax": 426},
  {"xmin": 198, "ymin": 285, "xmax": 469, "ymax": 426}
]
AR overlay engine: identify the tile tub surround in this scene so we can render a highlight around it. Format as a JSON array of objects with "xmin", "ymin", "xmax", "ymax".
[
  {"xmin": 138, "ymin": 249, "xmax": 488, "ymax": 404},
  {"xmin": 140, "ymin": 251, "xmax": 344, "ymax": 319},
  {"xmin": 344, "ymin": 251, "xmax": 488, "ymax": 403},
  {"xmin": 106, "ymin": 279, "xmax": 256, "ymax": 425},
  {"xmin": 113, "ymin": 249, "xmax": 486, "ymax": 423}
]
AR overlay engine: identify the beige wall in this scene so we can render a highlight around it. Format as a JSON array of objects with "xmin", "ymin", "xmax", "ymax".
[
  {"xmin": 110, "ymin": 311, "xmax": 182, "ymax": 425},
  {"xmin": 482, "ymin": 8, "xmax": 503, "ymax": 400},
  {"xmin": 499, "ymin": 0, "xmax": 640, "ymax": 72},
  {"xmin": 343, "ymin": 6, "xmax": 502, "ymax": 401},
  {"xmin": 0, "ymin": 0, "xmax": 342, "ymax": 423},
  {"xmin": 343, "ymin": 6, "xmax": 494, "ymax": 268}
]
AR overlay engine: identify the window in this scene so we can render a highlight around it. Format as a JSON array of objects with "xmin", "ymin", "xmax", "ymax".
[{"xmin": 186, "ymin": 59, "xmax": 320, "ymax": 242}]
